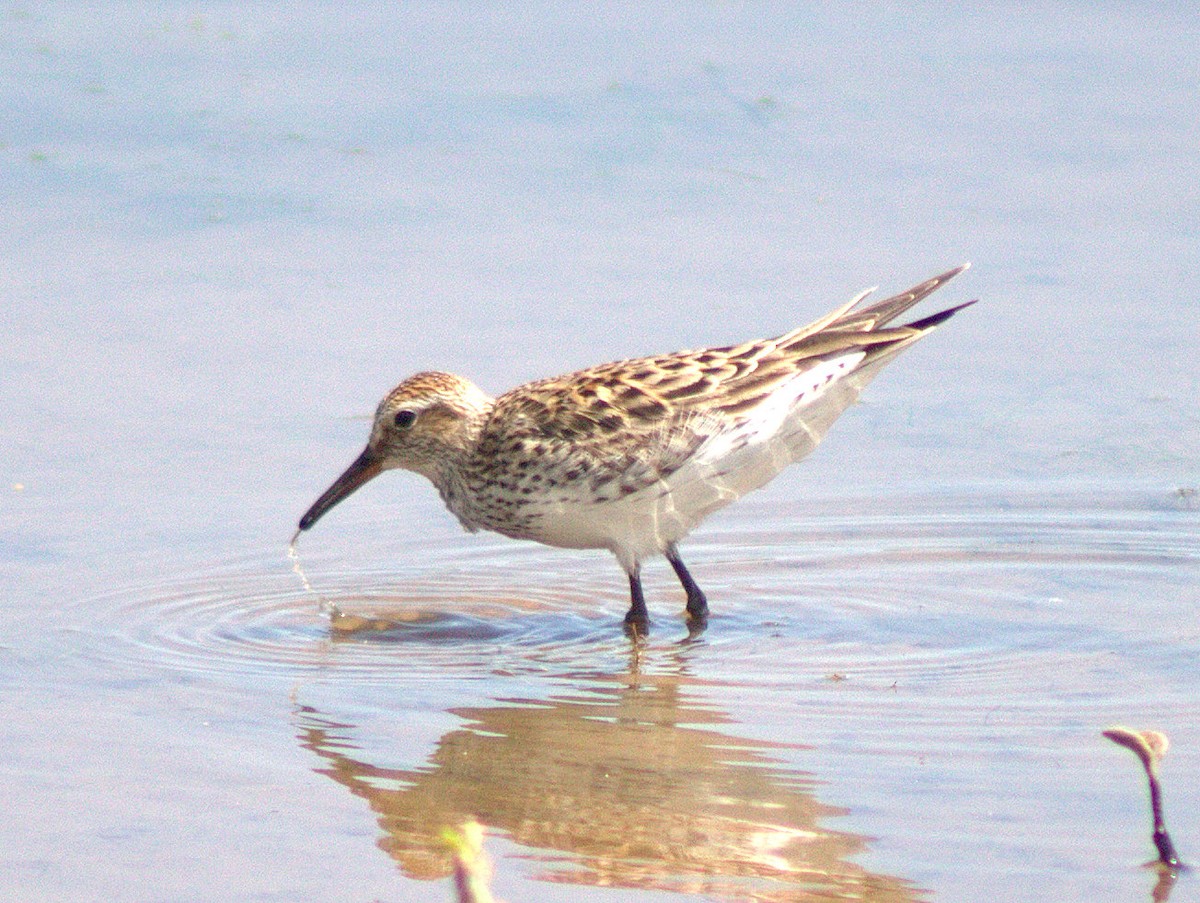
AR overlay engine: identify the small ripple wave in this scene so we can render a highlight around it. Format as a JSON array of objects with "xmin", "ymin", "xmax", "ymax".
[
  {"xmin": 65, "ymin": 548, "xmax": 632, "ymax": 683},
  {"xmin": 63, "ymin": 486, "xmax": 1198, "ymax": 698},
  {"xmin": 689, "ymin": 485, "xmax": 1199, "ymax": 717}
]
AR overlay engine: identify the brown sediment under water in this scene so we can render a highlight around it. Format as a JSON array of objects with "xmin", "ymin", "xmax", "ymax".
[
  {"xmin": 41, "ymin": 486, "xmax": 1200, "ymax": 902},
  {"xmin": 5, "ymin": 5, "xmax": 1200, "ymax": 899}
]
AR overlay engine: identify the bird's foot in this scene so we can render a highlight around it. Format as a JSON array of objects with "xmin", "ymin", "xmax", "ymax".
[{"xmin": 623, "ymin": 611, "xmax": 649, "ymax": 640}]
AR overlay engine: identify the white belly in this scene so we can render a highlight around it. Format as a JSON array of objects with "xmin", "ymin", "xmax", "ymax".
[{"xmin": 522, "ymin": 351, "xmax": 887, "ymax": 570}]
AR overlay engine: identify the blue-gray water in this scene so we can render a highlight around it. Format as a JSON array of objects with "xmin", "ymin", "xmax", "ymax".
[{"xmin": 2, "ymin": 5, "xmax": 1198, "ymax": 901}]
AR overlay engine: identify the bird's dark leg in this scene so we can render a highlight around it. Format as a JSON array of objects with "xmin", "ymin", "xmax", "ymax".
[
  {"xmin": 666, "ymin": 545, "xmax": 708, "ymax": 623},
  {"xmin": 624, "ymin": 564, "xmax": 649, "ymax": 635}
]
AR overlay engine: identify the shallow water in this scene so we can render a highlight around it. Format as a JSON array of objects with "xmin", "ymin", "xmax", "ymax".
[
  {"xmin": 3, "ymin": 4, "xmax": 1199, "ymax": 902},
  {"xmin": 12, "ymin": 486, "xmax": 1198, "ymax": 900}
]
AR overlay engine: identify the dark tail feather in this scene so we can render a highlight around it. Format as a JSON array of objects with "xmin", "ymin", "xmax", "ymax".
[
  {"xmin": 837, "ymin": 263, "xmax": 971, "ymax": 332},
  {"xmin": 902, "ymin": 299, "xmax": 978, "ymax": 332}
]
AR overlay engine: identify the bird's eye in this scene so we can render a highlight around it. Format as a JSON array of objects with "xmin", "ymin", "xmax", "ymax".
[{"xmin": 394, "ymin": 409, "xmax": 417, "ymax": 428}]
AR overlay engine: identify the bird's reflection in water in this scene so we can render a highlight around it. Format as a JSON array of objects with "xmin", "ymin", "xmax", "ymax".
[{"xmin": 295, "ymin": 653, "xmax": 920, "ymax": 901}]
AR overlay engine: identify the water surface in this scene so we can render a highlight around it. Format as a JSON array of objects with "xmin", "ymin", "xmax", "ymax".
[{"xmin": 3, "ymin": 4, "xmax": 1198, "ymax": 902}]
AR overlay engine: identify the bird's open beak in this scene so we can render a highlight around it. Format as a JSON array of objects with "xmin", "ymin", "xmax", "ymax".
[{"xmin": 298, "ymin": 447, "xmax": 384, "ymax": 531}]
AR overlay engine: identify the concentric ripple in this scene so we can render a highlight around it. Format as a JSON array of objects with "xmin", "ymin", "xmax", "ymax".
[
  {"xmin": 63, "ymin": 486, "xmax": 1199, "ymax": 700},
  {"xmin": 691, "ymin": 486, "xmax": 1200, "ymax": 722},
  {"xmin": 66, "ymin": 558, "xmax": 632, "ymax": 683}
]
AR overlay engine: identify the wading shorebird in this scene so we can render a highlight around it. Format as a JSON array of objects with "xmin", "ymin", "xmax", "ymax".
[{"xmin": 297, "ymin": 265, "xmax": 974, "ymax": 633}]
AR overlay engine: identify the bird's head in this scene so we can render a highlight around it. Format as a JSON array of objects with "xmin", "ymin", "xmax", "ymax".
[{"xmin": 297, "ymin": 371, "xmax": 492, "ymax": 532}]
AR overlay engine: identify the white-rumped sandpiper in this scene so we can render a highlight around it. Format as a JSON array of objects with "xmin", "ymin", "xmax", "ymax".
[{"xmin": 297, "ymin": 265, "xmax": 973, "ymax": 632}]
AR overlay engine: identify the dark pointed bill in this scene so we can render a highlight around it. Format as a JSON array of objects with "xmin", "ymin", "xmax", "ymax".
[{"xmin": 298, "ymin": 447, "xmax": 383, "ymax": 531}]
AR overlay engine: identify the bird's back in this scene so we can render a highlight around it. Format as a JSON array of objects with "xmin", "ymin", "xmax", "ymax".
[{"xmin": 454, "ymin": 265, "xmax": 973, "ymax": 561}]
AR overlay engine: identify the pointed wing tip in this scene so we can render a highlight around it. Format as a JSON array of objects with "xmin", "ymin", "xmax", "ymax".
[
  {"xmin": 902, "ymin": 298, "xmax": 978, "ymax": 331},
  {"xmin": 853, "ymin": 285, "xmax": 880, "ymax": 306}
]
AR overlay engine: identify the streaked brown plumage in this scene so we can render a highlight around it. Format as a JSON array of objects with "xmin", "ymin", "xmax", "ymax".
[{"xmin": 298, "ymin": 264, "xmax": 974, "ymax": 632}]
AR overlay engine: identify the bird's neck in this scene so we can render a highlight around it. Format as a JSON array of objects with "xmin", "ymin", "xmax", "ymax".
[{"xmin": 423, "ymin": 406, "xmax": 491, "ymax": 513}]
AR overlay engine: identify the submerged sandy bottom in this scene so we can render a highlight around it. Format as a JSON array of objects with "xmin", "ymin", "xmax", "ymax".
[
  {"xmin": 10, "ymin": 487, "xmax": 1197, "ymax": 901},
  {"xmin": 3, "ymin": 4, "xmax": 1199, "ymax": 901}
]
